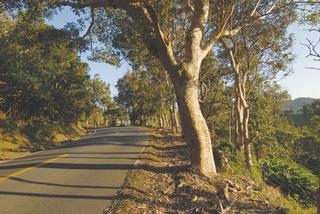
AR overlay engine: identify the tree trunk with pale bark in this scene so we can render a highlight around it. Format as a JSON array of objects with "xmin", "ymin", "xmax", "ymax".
[
  {"xmin": 170, "ymin": 66, "xmax": 217, "ymax": 177},
  {"xmin": 233, "ymin": 74, "xmax": 253, "ymax": 168}
]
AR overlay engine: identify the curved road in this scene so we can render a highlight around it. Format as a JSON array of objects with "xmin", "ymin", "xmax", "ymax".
[{"xmin": 0, "ymin": 127, "xmax": 149, "ymax": 214}]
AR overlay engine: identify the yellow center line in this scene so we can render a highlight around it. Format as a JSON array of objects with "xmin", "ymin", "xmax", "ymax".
[{"xmin": 0, "ymin": 154, "xmax": 69, "ymax": 182}]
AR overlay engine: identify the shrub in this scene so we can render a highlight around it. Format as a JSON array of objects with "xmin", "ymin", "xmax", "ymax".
[
  {"xmin": 261, "ymin": 157, "xmax": 318, "ymax": 206},
  {"xmin": 212, "ymin": 140, "xmax": 236, "ymax": 169},
  {"xmin": 2, "ymin": 119, "xmax": 19, "ymax": 133},
  {"xmin": 23, "ymin": 117, "xmax": 64, "ymax": 141}
]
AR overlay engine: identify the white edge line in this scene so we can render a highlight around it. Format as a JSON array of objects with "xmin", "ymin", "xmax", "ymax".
[{"xmin": 134, "ymin": 131, "xmax": 150, "ymax": 166}]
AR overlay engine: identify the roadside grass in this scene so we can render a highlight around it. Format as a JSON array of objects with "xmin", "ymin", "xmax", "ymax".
[
  {"xmin": 106, "ymin": 129, "xmax": 317, "ymax": 213},
  {"xmin": 0, "ymin": 128, "xmax": 30, "ymax": 160},
  {"xmin": 0, "ymin": 122, "xmax": 87, "ymax": 161},
  {"xmin": 221, "ymin": 157, "xmax": 317, "ymax": 214}
]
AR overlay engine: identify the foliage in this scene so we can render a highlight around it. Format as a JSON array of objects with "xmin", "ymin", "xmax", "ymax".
[
  {"xmin": 0, "ymin": 12, "xmax": 91, "ymax": 125},
  {"xmin": 105, "ymin": 102, "xmax": 128, "ymax": 127},
  {"xmin": 0, "ymin": 0, "xmax": 318, "ymax": 210},
  {"xmin": 89, "ymin": 74, "xmax": 113, "ymax": 111},
  {"xmin": 298, "ymin": 1, "xmax": 320, "ymax": 68},
  {"xmin": 199, "ymin": 53, "xmax": 233, "ymax": 135},
  {"xmin": 291, "ymin": 100, "xmax": 320, "ymax": 176},
  {"xmin": 282, "ymin": 97, "xmax": 318, "ymax": 113},
  {"xmin": 261, "ymin": 157, "xmax": 318, "ymax": 206},
  {"xmin": 23, "ymin": 117, "xmax": 64, "ymax": 141},
  {"xmin": 115, "ymin": 68, "xmax": 175, "ymax": 128},
  {"xmin": 83, "ymin": 74, "xmax": 116, "ymax": 128},
  {"xmin": 115, "ymin": 70, "xmax": 158, "ymax": 125},
  {"xmin": 248, "ymin": 84, "xmax": 296, "ymax": 158}
]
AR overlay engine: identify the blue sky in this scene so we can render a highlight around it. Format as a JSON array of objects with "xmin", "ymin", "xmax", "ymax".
[{"xmin": 48, "ymin": 8, "xmax": 320, "ymax": 99}]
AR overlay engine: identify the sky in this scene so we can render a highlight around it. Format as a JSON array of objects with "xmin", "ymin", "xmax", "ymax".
[{"xmin": 47, "ymin": 8, "xmax": 320, "ymax": 99}]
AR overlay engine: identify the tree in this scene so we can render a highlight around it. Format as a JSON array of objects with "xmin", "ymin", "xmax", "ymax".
[
  {"xmin": 292, "ymin": 100, "xmax": 320, "ymax": 176},
  {"xmin": 0, "ymin": 11, "xmax": 91, "ymax": 125},
  {"xmin": 90, "ymin": 74, "xmax": 113, "ymax": 111},
  {"xmin": 6, "ymin": 0, "xmax": 296, "ymax": 177},
  {"xmin": 105, "ymin": 102, "xmax": 128, "ymax": 126},
  {"xmin": 116, "ymin": 70, "xmax": 160, "ymax": 126},
  {"xmin": 249, "ymin": 84, "xmax": 295, "ymax": 159},
  {"xmin": 219, "ymin": 12, "xmax": 294, "ymax": 167},
  {"xmin": 199, "ymin": 52, "xmax": 233, "ymax": 138},
  {"xmin": 85, "ymin": 74, "xmax": 114, "ymax": 127},
  {"xmin": 299, "ymin": 1, "xmax": 320, "ymax": 69}
]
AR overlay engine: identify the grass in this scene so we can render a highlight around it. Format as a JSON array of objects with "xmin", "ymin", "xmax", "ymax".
[
  {"xmin": 221, "ymin": 156, "xmax": 317, "ymax": 214},
  {"xmin": 256, "ymin": 185, "xmax": 317, "ymax": 214},
  {"xmin": 0, "ymin": 122, "xmax": 87, "ymax": 161},
  {"xmin": 0, "ymin": 128, "xmax": 30, "ymax": 160}
]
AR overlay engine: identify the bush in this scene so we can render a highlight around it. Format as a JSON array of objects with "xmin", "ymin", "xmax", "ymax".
[
  {"xmin": 294, "ymin": 135, "xmax": 320, "ymax": 176},
  {"xmin": 2, "ymin": 119, "xmax": 19, "ymax": 133},
  {"xmin": 212, "ymin": 140, "xmax": 237, "ymax": 168},
  {"xmin": 261, "ymin": 157, "xmax": 318, "ymax": 206},
  {"xmin": 23, "ymin": 117, "xmax": 64, "ymax": 141}
]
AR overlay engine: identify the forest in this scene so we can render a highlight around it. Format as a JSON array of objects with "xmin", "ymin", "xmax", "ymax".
[{"xmin": 0, "ymin": 0, "xmax": 319, "ymax": 213}]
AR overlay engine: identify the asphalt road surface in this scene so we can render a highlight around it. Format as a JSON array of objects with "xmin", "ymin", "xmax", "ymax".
[{"xmin": 0, "ymin": 127, "xmax": 149, "ymax": 214}]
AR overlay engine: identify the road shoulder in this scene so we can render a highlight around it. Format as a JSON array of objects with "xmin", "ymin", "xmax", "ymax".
[
  {"xmin": 104, "ymin": 129, "xmax": 288, "ymax": 213},
  {"xmin": 104, "ymin": 129, "xmax": 219, "ymax": 213}
]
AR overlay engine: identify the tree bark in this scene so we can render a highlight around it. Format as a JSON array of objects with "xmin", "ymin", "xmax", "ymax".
[
  {"xmin": 157, "ymin": 114, "xmax": 163, "ymax": 128},
  {"xmin": 225, "ymin": 41, "xmax": 253, "ymax": 168},
  {"xmin": 234, "ymin": 77, "xmax": 253, "ymax": 168},
  {"xmin": 55, "ymin": 0, "xmax": 219, "ymax": 177},
  {"xmin": 174, "ymin": 103, "xmax": 180, "ymax": 133},
  {"xmin": 163, "ymin": 110, "xmax": 169, "ymax": 129},
  {"xmin": 172, "ymin": 70, "xmax": 217, "ymax": 177},
  {"xmin": 170, "ymin": 102, "xmax": 178, "ymax": 132},
  {"xmin": 243, "ymin": 106, "xmax": 253, "ymax": 168},
  {"xmin": 160, "ymin": 109, "xmax": 166, "ymax": 128}
]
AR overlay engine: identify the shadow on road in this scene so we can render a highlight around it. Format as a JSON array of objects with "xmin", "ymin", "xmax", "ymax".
[
  {"xmin": 0, "ymin": 191, "xmax": 117, "ymax": 200},
  {"xmin": 7, "ymin": 177, "xmax": 120, "ymax": 189},
  {"xmin": 0, "ymin": 162, "xmax": 188, "ymax": 174},
  {"xmin": 0, "ymin": 128, "xmax": 189, "ymax": 204}
]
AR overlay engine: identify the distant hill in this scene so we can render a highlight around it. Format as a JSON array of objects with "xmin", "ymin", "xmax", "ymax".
[{"xmin": 282, "ymin": 97, "xmax": 318, "ymax": 112}]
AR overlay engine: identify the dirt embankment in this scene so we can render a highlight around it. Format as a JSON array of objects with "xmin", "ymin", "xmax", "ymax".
[
  {"xmin": 105, "ymin": 130, "xmax": 285, "ymax": 214},
  {"xmin": 0, "ymin": 123, "xmax": 88, "ymax": 161}
]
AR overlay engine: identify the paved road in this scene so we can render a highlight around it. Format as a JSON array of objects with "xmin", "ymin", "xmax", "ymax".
[{"xmin": 0, "ymin": 127, "xmax": 149, "ymax": 214}]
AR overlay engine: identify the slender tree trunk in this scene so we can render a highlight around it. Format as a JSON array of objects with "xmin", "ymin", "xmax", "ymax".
[
  {"xmin": 234, "ymin": 96, "xmax": 244, "ymax": 150},
  {"xmin": 234, "ymin": 79, "xmax": 253, "ymax": 168},
  {"xmin": 172, "ymin": 73, "xmax": 217, "ymax": 177},
  {"xmin": 243, "ymin": 106, "xmax": 253, "ymax": 168},
  {"xmin": 160, "ymin": 109, "xmax": 166, "ymax": 129},
  {"xmin": 163, "ymin": 110, "xmax": 169, "ymax": 129},
  {"xmin": 317, "ymin": 185, "xmax": 320, "ymax": 214},
  {"xmin": 170, "ymin": 102, "xmax": 178, "ymax": 132},
  {"xmin": 174, "ymin": 103, "xmax": 180, "ymax": 133},
  {"xmin": 169, "ymin": 106, "xmax": 174, "ymax": 130},
  {"xmin": 157, "ymin": 113, "xmax": 162, "ymax": 128}
]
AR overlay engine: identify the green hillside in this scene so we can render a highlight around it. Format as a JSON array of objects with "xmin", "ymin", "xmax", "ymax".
[{"xmin": 283, "ymin": 97, "xmax": 318, "ymax": 112}]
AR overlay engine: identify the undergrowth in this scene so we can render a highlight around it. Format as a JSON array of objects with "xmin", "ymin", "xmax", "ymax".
[
  {"xmin": 0, "ymin": 118, "xmax": 86, "ymax": 160},
  {"xmin": 213, "ymin": 141, "xmax": 318, "ymax": 214}
]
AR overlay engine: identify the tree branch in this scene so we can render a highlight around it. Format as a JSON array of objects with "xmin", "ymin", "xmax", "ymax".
[
  {"xmin": 184, "ymin": 0, "xmax": 210, "ymax": 63},
  {"xmin": 54, "ymin": 0, "xmax": 109, "ymax": 8},
  {"xmin": 53, "ymin": 0, "xmax": 178, "ymax": 73},
  {"xmin": 76, "ymin": 8, "xmax": 95, "ymax": 40},
  {"xmin": 202, "ymin": 0, "xmax": 236, "ymax": 57}
]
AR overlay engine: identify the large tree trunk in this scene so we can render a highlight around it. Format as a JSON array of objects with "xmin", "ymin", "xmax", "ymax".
[{"xmin": 172, "ymin": 73, "xmax": 217, "ymax": 177}]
